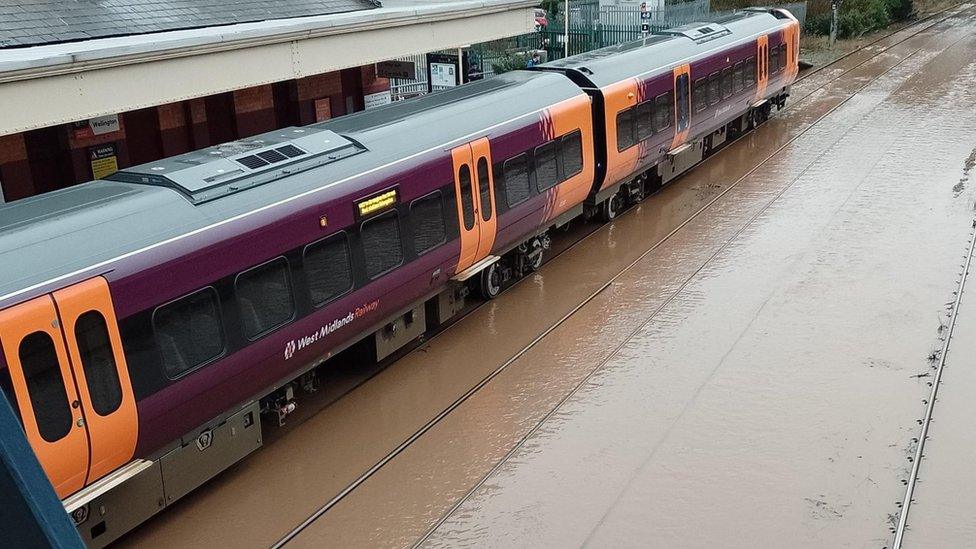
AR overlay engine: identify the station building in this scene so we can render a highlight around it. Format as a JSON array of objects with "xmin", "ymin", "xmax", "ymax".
[{"xmin": 0, "ymin": 0, "xmax": 537, "ymax": 203}]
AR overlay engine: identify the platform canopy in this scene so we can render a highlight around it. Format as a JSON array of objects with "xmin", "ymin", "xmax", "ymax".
[{"xmin": 0, "ymin": 0, "xmax": 537, "ymax": 136}]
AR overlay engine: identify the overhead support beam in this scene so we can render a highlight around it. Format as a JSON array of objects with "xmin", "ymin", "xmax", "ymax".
[{"xmin": 0, "ymin": 1, "xmax": 536, "ymax": 136}]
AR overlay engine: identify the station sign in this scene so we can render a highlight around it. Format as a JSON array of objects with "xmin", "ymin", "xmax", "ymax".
[
  {"xmin": 376, "ymin": 60, "xmax": 417, "ymax": 80},
  {"xmin": 364, "ymin": 90, "xmax": 392, "ymax": 110},
  {"xmin": 426, "ymin": 53, "xmax": 460, "ymax": 91},
  {"xmin": 73, "ymin": 115, "xmax": 120, "ymax": 139}
]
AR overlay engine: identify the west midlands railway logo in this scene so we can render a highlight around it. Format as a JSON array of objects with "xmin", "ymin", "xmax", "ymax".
[
  {"xmin": 284, "ymin": 340, "xmax": 297, "ymax": 360},
  {"xmin": 282, "ymin": 300, "xmax": 380, "ymax": 361}
]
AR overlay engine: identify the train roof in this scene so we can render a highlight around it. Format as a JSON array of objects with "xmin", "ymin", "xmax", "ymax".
[
  {"xmin": 0, "ymin": 70, "xmax": 581, "ymax": 304},
  {"xmin": 537, "ymin": 8, "xmax": 794, "ymax": 87}
]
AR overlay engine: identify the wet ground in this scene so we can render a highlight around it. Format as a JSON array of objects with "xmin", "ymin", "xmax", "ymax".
[{"xmin": 123, "ymin": 6, "xmax": 976, "ymax": 548}]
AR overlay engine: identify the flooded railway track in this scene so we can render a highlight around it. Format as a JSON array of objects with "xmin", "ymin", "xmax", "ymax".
[{"xmin": 123, "ymin": 6, "xmax": 976, "ymax": 547}]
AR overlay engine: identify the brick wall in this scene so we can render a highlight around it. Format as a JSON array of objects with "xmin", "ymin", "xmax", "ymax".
[
  {"xmin": 0, "ymin": 134, "xmax": 33, "ymax": 201},
  {"xmin": 233, "ymin": 84, "xmax": 276, "ymax": 138}
]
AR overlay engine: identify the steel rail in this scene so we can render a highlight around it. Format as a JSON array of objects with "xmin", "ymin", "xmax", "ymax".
[{"xmin": 893, "ymin": 219, "xmax": 976, "ymax": 548}]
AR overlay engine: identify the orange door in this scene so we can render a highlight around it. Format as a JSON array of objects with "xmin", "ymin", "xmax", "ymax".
[
  {"xmin": 451, "ymin": 138, "xmax": 497, "ymax": 273},
  {"xmin": 756, "ymin": 35, "xmax": 769, "ymax": 100},
  {"xmin": 0, "ymin": 295, "xmax": 90, "ymax": 497},
  {"xmin": 0, "ymin": 276, "xmax": 138, "ymax": 499}
]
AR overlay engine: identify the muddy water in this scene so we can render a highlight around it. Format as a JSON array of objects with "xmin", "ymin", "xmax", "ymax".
[
  {"xmin": 123, "ymin": 8, "xmax": 976, "ymax": 548},
  {"xmin": 415, "ymin": 10, "xmax": 976, "ymax": 549}
]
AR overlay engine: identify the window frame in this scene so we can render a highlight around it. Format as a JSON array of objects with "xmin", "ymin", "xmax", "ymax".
[
  {"xmin": 360, "ymin": 210, "xmax": 405, "ymax": 280},
  {"xmin": 615, "ymin": 106, "xmax": 637, "ymax": 152},
  {"xmin": 744, "ymin": 56, "xmax": 757, "ymax": 87},
  {"xmin": 234, "ymin": 256, "xmax": 297, "ymax": 341},
  {"xmin": 476, "ymin": 157, "xmax": 493, "ymax": 222},
  {"xmin": 732, "ymin": 61, "xmax": 745, "ymax": 94},
  {"xmin": 559, "ymin": 130, "xmax": 585, "ymax": 180},
  {"xmin": 693, "ymin": 78, "xmax": 707, "ymax": 113},
  {"xmin": 151, "ymin": 286, "xmax": 226, "ymax": 380},
  {"xmin": 654, "ymin": 92, "xmax": 672, "ymax": 131},
  {"xmin": 408, "ymin": 191, "xmax": 448, "ymax": 256},
  {"xmin": 74, "ymin": 310, "xmax": 124, "ymax": 417},
  {"xmin": 457, "ymin": 164, "xmax": 475, "ymax": 231},
  {"xmin": 707, "ymin": 72, "xmax": 721, "ymax": 106},
  {"xmin": 721, "ymin": 67, "xmax": 733, "ymax": 99},
  {"xmin": 533, "ymin": 140, "xmax": 560, "ymax": 192},
  {"xmin": 302, "ymin": 231, "xmax": 354, "ymax": 308},
  {"xmin": 635, "ymin": 101, "xmax": 654, "ymax": 141}
]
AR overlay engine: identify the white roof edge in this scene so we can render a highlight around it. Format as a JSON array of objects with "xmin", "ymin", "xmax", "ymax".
[{"xmin": 0, "ymin": 0, "xmax": 538, "ymax": 81}]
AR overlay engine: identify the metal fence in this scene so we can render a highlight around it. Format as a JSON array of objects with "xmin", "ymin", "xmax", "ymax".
[{"xmin": 390, "ymin": 0, "xmax": 807, "ymax": 101}]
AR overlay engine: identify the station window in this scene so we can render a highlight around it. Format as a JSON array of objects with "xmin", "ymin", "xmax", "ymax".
[
  {"xmin": 721, "ymin": 67, "xmax": 733, "ymax": 99},
  {"xmin": 560, "ymin": 130, "xmax": 584, "ymax": 179},
  {"xmin": 693, "ymin": 78, "xmax": 707, "ymax": 112},
  {"xmin": 745, "ymin": 57, "xmax": 757, "ymax": 87},
  {"xmin": 410, "ymin": 192, "xmax": 447, "ymax": 254},
  {"xmin": 534, "ymin": 141, "xmax": 560, "ymax": 191},
  {"xmin": 154, "ymin": 288, "xmax": 225, "ymax": 379},
  {"xmin": 654, "ymin": 92, "xmax": 672, "ymax": 131},
  {"xmin": 304, "ymin": 233, "xmax": 353, "ymax": 306},
  {"xmin": 708, "ymin": 72, "xmax": 721, "ymax": 105},
  {"xmin": 361, "ymin": 212, "xmax": 404, "ymax": 278},
  {"xmin": 75, "ymin": 311, "xmax": 123, "ymax": 416},
  {"xmin": 616, "ymin": 107, "xmax": 637, "ymax": 151},
  {"xmin": 503, "ymin": 154, "xmax": 531, "ymax": 206},
  {"xmin": 733, "ymin": 62, "xmax": 745, "ymax": 93},
  {"xmin": 636, "ymin": 101, "xmax": 654, "ymax": 140},
  {"xmin": 477, "ymin": 157, "xmax": 493, "ymax": 222},
  {"xmin": 18, "ymin": 332, "xmax": 72, "ymax": 442},
  {"xmin": 458, "ymin": 164, "xmax": 475, "ymax": 230},
  {"xmin": 236, "ymin": 258, "xmax": 296, "ymax": 340}
]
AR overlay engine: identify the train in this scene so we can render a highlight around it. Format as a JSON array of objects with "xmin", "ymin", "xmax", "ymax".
[{"xmin": 0, "ymin": 8, "xmax": 799, "ymax": 546}]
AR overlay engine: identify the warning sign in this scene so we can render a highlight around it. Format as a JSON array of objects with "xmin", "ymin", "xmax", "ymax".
[{"xmin": 89, "ymin": 143, "xmax": 119, "ymax": 179}]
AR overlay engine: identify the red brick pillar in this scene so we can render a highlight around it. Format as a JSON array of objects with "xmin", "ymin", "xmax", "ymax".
[
  {"xmin": 158, "ymin": 102, "xmax": 191, "ymax": 157},
  {"xmin": 234, "ymin": 85, "xmax": 276, "ymax": 138},
  {"xmin": 295, "ymin": 71, "xmax": 344, "ymax": 125},
  {"xmin": 0, "ymin": 133, "xmax": 34, "ymax": 201},
  {"xmin": 187, "ymin": 98, "xmax": 209, "ymax": 149}
]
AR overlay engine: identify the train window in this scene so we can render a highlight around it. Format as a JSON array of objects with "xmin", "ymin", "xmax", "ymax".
[
  {"xmin": 654, "ymin": 92, "xmax": 672, "ymax": 131},
  {"xmin": 721, "ymin": 67, "xmax": 733, "ymax": 99},
  {"xmin": 707, "ymin": 72, "xmax": 720, "ymax": 106},
  {"xmin": 769, "ymin": 45, "xmax": 779, "ymax": 73},
  {"xmin": 75, "ymin": 311, "xmax": 123, "ymax": 416},
  {"xmin": 693, "ymin": 78, "xmax": 707, "ymax": 112},
  {"xmin": 154, "ymin": 288, "xmax": 224, "ymax": 378},
  {"xmin": 361, "ymin": 212, "xmax": 404, "ymax": 278},
  {"xmin": 19, "ymin": 332, "xmax": 72, "ymax": 442},
  {"xmin": 477, "ymin": 157, "xmax": 492, "ymax": 222},
  {"xmin": 745, "ymin": 57, "xmax": 757, "ymax": 87},
  {"xmin": 636, "ymin": 101, "xmax": 654, "ymax": 140},
  {"xmin": 458, "ymin": 164, "xmax": 475, "ymax": 230},
  {"xmin": 779, "ymin": 44, "xmax": 788, "ymax": 69},
  {"xmin": 304, "ymin": 233, "xmax": 353, "ymax": 306},
  {"xmin": 616, "ymin": 107, "xmax": 636, "ymax": 151},
  {"xmin": 534, "ymin": 141, "xmax": 559, "ymax": 191},
  {"xmin": 503, "ymin": 154, "xmax": 531, "ymax": 206},
  {"xmin": 236, "ymin": 258, "xmax": 295, "ymax": 340},
  {"xmin": 733, "ymin": 62, "xmax": 744, "ymax": 93},
  {"xmin": 410, "ymin": 192, "xmax": 447, "ymax": 254},
  {"xmin": 560, "ymin": 131, "xmax": 584, "ymax": 179}
]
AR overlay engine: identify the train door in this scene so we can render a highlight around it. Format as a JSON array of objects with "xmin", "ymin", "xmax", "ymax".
[
  {"xmin": 756, "ymin": 35, "xmax": 769, "ymax": 100},
  {"xmin": 672, "ymin": 64, "xmax": 691, "ymax": 150},
  {"xmin": 0, "ymin": 277, "xmax": 138, "ymax": 498},
  {"xmin": 451, "ymin": 138, "xmax": 497, "ymax": 273}
]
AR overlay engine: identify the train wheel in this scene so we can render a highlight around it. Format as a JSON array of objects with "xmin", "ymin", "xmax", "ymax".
[
  {"xmin": 480, "ymin": 261, "xmax": 503, "ymax": 299},
  {"xmin": 601, "ymin": 193, "xmax": 622, "ymax": 221}
]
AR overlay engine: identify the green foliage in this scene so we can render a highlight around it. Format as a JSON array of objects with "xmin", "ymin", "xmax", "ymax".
[
  {"xmin": 805, "ymin": 0, "xmax": 914, "ymax": 38},
  {"xmin": 541, "ymin": 0, "xmax": 560, "ymax": 18},
  {"xmin": 491, "ymin": 53, "xmax": 529, "ymax": 75}
]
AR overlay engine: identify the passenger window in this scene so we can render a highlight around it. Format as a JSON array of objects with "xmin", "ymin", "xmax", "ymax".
[
  {"xmin": 534, "ymin": 141, "xmax": 559, "ymax": 191},
  {"xmin": 19, "ymin": 332, "xmax": 72, "ymax": 442},
  {"xmin": 779, "ymin": 44, "xmax": 788, "ymax": 70},
  {"xmin": 770, "ymin": 45, "xmax": 779, "ymax": 73},
  {"xmin": 693, "ymin": 78, "xmax": 707, "ymax": 112},
  {"xmin": 503, "ymin": 154, "xmax": 531, "ymax": 206},
  {"xmin": 236, "ymin": 258, "xmax": 295, "ymax": 340},
  {"xmin": 733, "ymin": 62, "xmax": 744, "ymax": 93},
  {"xmin": 708, "ymin": 72, "xmax": 720, "ymax": 105},
  {"xmin": 458, "ymin": 165, "xmax": 475, "ymax": 230},
  {"xmin": 410, "ymin": 192, "xmax": 447, "ymax": 254},
  {"xmin": 477, "ymin": 157, "xmax": 492, "ymax": 222},
  {"xmin": 655, "ymin": 92, "xmax": 672, "ymax": 131},
  {"xmin": 721, "ymin": 67, "xmax": 733, "ymax": 98},
  {"xmin": 636, "ymin": 102, "xmax": 654, "ymax": 140},
  {"xmin": 616, "ymin": 107, "xmax": 636, "ymax": 151},
  {"xmin": 361, "ymin": 212, "xmax": 404, "ymax": 278},
  {"xmin": 560, "ymin": 131, "xmax": 584, "ymax": 179},
  {"xmin": 745, "ymin": 57, "xmax": 757, "ymax": 87},
  {"xmin": 304, "ymin": 233, "xmax": 353, "ymax": 306},
  {"xmin": 75, "ymin": 311, "xmax": 123, "ymax": 416},
  {"xmin": 153, "ymin": 288, "xmax": 225, "ymax": 378}
]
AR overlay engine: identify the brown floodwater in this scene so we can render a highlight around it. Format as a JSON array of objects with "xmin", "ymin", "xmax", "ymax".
[{"xmin": 122, "ymin": 6, "xmax": 976, "ymax": 548}]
